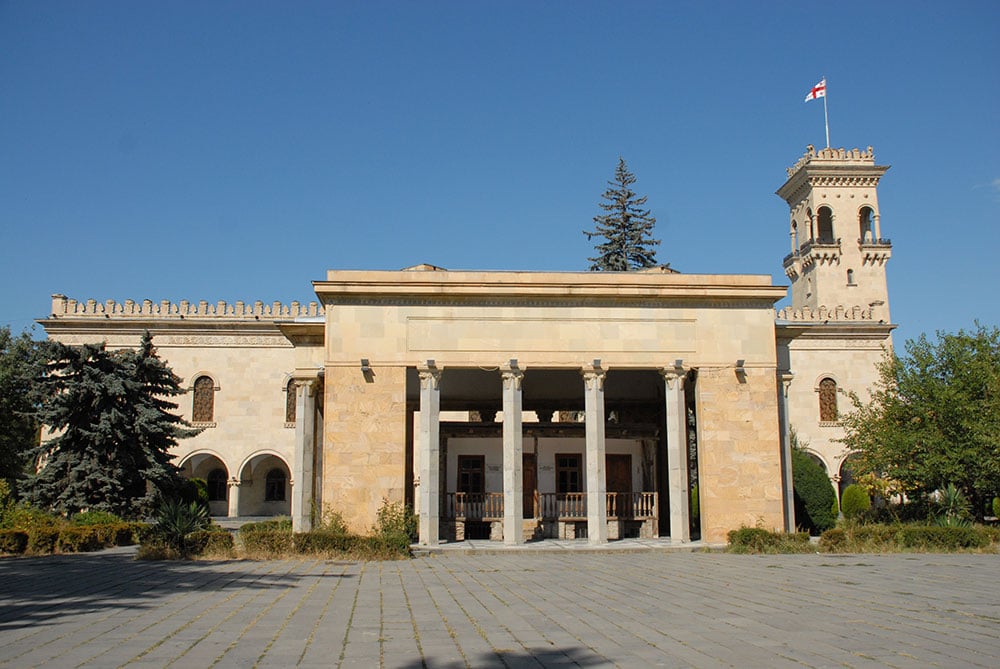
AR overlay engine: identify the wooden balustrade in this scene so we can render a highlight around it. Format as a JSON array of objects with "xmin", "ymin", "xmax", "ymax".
[{"xmin": 445, "ymin": 491, "xmax": 657, "ymax": 520}]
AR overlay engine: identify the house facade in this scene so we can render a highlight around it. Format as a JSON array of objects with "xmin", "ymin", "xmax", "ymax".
[{"xmin": 39, "ymin": 145, "xmax": 894, "ymax": 545}]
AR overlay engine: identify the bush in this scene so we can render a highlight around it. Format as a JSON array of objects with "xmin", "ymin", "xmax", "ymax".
[
  {"xmin": 727, "ymin": 526, "xmax": 811, "ymax": 554},
  {"xmin": 26, "ymin": 527, "xmax": 60, "ymax": 555},
  {"xmin": 148, "ymin": 499, "xmax": 211, "ymax": 556},
  {"xmin": 0, "ymin": 529, "xmax": 28, "ymax": 554},
  {"xmin": 294, "ymin": 531, "xmax": 354, "ymax": 554},
  {"xmin": 3, "ymin": 504, "xmax": 65, "ymax": 532},
  {"xmin": 840, "ymin": 484, "xmax": 871, "ymax": 520},
  {"xmin": 71, "ymin": 510, "xmax": 124, "ymax": 526},
  {"xmin": 240, "ymin": 528, "xmax": 295, "ymax": 557},
  {"xmin": 185, "ymin": 529, "xmax": 235, "ymax": 557},
  {"xmin": 896, "ymin": 526, "xmax": 990, "ymax": 550},
  {"xmin": 792, "ymin": 450, "xmax": 837, "ymax": 534},
  {"xmin": 373, "ymin": 499, "xmax": 416, "ymax": 545},
  {"xmin": 240, "ymin": 517, "xmax": 292, "ymax": 534},
  {"xmin": 818, "ymin": 528, "xmax": 847, "ymax": 552},
  {"xmin": 57, "ymin": 526, "xmax": 105, "ymax": 553}
]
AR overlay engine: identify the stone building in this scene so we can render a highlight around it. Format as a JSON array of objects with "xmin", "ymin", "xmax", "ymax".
[{"xmin": 39, "ymin": 145, "xmax": 893, "ymax": 545}]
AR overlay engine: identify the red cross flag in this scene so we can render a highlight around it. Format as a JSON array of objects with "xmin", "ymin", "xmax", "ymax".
[{"xmin": 805, "ymin": 79, "xmax": 827, "ymax": 102}]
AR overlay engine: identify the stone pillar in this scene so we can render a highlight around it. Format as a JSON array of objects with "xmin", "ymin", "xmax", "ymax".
[
  {"xmin": 291, "ymin": 377, "xmax": 318, "ymax": 532},
  {"xmin": 778, "ymin": 372, "xmax": 796, "ymax": 532},
  {"xmin": 874, "ymin": 213, "xmax": 882, "ymax": 241},
  {"xmin": 662, "ymin": 365, "xmax": 690, "ymax": 544},
  {"xmin": 417, "ymin": 364, "xmax": 441, "ymax": 546},
  {"xmin": 582, "ymin": 363, "xmax": 608, "ymax": 545},
  {"xmin": 501, "ymin": 363, "xmax": 525, "ymax": 545},
  {"xmin": 227, "ymin": 479, "xmax": 241, "ymax": 518}
]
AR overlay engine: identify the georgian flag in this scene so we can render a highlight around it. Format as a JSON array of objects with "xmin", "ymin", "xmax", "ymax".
[{"xmin": 805, "ymin": 79, "xmax": 826, "ymax": 102}]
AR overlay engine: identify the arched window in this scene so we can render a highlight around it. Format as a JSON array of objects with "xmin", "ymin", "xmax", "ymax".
[
  {"xmin": 192, "ymin": 376, "xmax": 216, "ymax": 423},
  {"xmin": 207, "ymin": 468, "xmax": 228, "ymax": 502},
  {"xmin": 859, "ymin": 206, "xmax": 874, "ymax": 242},
  {"xmin": 265, "ymin": 468, "xmax": 286, "ymax": 501},
  {"xmin": 847, "ymin": 269, "xmax": 856, "ymax": 285},
  {"xmin": 806, "ymin": 208, "xmax": 814, "ymax": 240},
  {"xmin": 817, "ymin": 207, "xmax": 834, "ymax": 243},
  {"xmin": 285, "ymin": 379, "xmax": 296, "ymax": 424},
  {"xmin": 819, "ymin": 377, "xmax": 838, "ymax": 422}
]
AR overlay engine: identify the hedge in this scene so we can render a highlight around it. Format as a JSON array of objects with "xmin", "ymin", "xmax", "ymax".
[{"xmin": 0, "ymin": 529, "xmax": 28, "ymax": 554}]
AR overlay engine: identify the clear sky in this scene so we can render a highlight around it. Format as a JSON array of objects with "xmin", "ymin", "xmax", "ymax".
[{"xmin": 1, "ymin": 1, "xmax": 997, "ymax": 346}]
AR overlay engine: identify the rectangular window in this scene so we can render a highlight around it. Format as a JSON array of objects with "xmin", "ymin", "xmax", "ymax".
[
  {"xmin": 555, "ymin": 454, "xmax": 582, "ymax": 494},
  {"xmin": 457, "ymin": 455, "xmax": 485, "ymax": 494}
]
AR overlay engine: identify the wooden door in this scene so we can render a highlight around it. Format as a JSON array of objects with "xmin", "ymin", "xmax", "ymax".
[
  {"xmin": 606, "ymin": 454, "xmax": 632, "ymax": 517},
  {"xmin": 522, "ymin": 453, "xmax": 537, "ymax": 518}
]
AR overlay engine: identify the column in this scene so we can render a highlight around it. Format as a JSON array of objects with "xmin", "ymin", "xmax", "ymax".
[
  {"xmin": 874, "ymin": 213, "xmax": 882, "ymax": 241},
  {"xmin": 227, "ymin": 479, "xmax": 241, "ymax": 518},
  {"xmin": 417, "ymin": 363, "xmax": 441, "ymax": 546},
  {"xmin": 501, "ymin": 363, "xmax": 525, "ymax": 545},
  {"xmin": 291, "ymin": 378, "xmax": 318, "ymax": 532},
  {"xmin": 582, "ymin": 363, "xmax": 608, "ymax": 545},
  {"xmin": 778, "ymin": 372, "xmax": 796, "ymax": 532},
  {"xmin": 662, "ymin": 365, "xmax": 690, "ymax": 544}
]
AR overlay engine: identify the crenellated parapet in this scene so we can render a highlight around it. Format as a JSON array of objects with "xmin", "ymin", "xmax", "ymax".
[
  {"xmin": 48, "ymin": 294, "xmax": 321, "ymax": 320},
  {"xmin": 775, "ymin": 304, "xmax": 876, "ymax": 322},
  {"xmin": 785, "ymin": 144, "xmax": 876, "ymax": 177}
]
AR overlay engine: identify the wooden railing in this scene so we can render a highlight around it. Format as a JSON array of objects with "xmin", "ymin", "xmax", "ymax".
[
  {"xmin": 446, "ymin": 492, "xmax": 504, "ymax": 520},
  {"xmin": 606, "ymin": 492, "xmax": 657, "ymax": 519},
  {"xmin": 445, "ymin": 491, "xmax": 657, "ymax": 520}
]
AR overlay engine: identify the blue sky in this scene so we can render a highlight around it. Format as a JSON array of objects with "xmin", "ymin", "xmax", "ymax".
[{"xmin": 2, "ymin": 1, "xmax": 997, "ymax": 346}]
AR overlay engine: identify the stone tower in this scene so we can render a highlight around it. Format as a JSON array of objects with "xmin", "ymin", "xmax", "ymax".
[{"xmin": 777, "ymin": 145, "xmax": 892, "ymax": 323}]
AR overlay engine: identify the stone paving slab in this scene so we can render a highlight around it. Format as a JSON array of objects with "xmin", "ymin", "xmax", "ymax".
[{"xmin": 1, "ymin": 547, "xmax": 998, "ymax": 667}]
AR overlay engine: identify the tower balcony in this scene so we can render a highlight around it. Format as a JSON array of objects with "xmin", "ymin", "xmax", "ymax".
[
  {"xmin": 784, "ymin": 238, "xmax": 842, "ymax": 275},
  {"xmin": 859, "ymin": 238, "xmax": 892, "ymax": 265}
]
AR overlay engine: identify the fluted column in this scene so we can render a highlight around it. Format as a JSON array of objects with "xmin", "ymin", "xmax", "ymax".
[
  {"xmin": 501, "ymin": 363, "xmax": 525, "ymax": 545},
  {"xmin": 582, "ymin": 363, "xmax": 608, "ymax": 545},
  {"xmin": 292, "ymin": 378, "xmax": 318, "ymax": 532},
  {"xmin": 661, "ymin": 365, "xmax": 690, "ymax": 544},
  {"xmin": 417, "ymin": 364, "xmax": 441, "ymax": 546}
]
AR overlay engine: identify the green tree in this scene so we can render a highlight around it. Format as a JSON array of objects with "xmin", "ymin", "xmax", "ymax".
[
  {"xmin": 584, "ymin": 157, "xmax": 661, "ymax": 271},
  {"xmin": 25, "ymin": 332, "xmax": 199, "ymax": 518},
  {"xmin": 839, "ymin": 324, "xmax": 1000, "ymax": 521},
  {"xmin": 0, "ymin": 327, "xmax": 46, "ymax": 489},
  {"xmin": 792, "ymin": 448, "xmax": 837, "ymax": 534}
]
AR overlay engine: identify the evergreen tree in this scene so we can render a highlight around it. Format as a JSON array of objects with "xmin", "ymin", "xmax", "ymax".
[
  {"xmin": 0, "ymin": 327, "xmax": 46, "ymax": 490},
  {"xmin": 584, "ymin": 157, "xmax": 661, "ymax": 271},
  {"xmin": 25, "ymin": 332, "xmax": 198, "ymax": 518}
]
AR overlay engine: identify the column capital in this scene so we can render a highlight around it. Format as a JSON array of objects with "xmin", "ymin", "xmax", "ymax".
[
  {"xmin": 660, "ymin": 365, "xmax": 686, "ymax": 390},
  {"xmin": 581, "ymin": 362, "xmax": 606, "ymax": 391},
  {"xmin": 227, "ymin": 478, "xmax": 241, "ymax": 488},
  {"xmin": 417, "ymin": 365, "xmax": 442, "ymax": 390},
  {"xmin": 500, "ymin": 366, "xmax": 524, "ymax": 391}
]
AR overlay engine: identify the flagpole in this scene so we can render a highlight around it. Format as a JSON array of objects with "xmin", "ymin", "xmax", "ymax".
[{"xmin": 822, "ymin": 76, "xmax": 830, "ymax": 148}]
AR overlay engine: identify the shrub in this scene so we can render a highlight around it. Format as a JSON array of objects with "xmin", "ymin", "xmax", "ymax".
[
  {"xmin": 4, "ymin": 505, "xmax": 65, "ymax": 532},
  {"xmin": 240, "ymin": 517, "xmax": 292, "ymax": 534},
  {"xmin": 818, "ymin": 528, "xmax": 847, "ymax": 552},
  {"xmin": 294, "ymin": 531, "xmax": 354, "ymax": 554},
  {"xmin": 186, "ymin": 529, "xmax": 235, "ymax": 557},
  {"xmin": 993, "ymin": 497, "xmax": 1000, "ymax": 520},
  {"xmin": 150, "ymin": 499, "xmax": 210, "ymax": 555},
  {"xmin": 897, "ymin": 526, "xmax": 989, "ymax": 550},
  {"xmin": 792, "ymin": 450, "xmax": 837, "ymax": 534},
  {"xmin": 316, "ymin": 507, "xmax": 349, "ymax": 535},
  {"xmin": 0, "ymin": 529, "xmax": 28, "ymax": 554},
  {"xmin": 71, "ymin": 510, "xmax": 124, "ymax": 526},
  {"xmin": 726, "ymin": 526, "xmax": 811, "ymax": 554},
  {"xmin": 373, "ymin": 499, "xmax": 417, "ymax": 545},
  {"xmin": 934, "ymin": 484, "xmax": 971, "ymax": 525},
  {"xmin": 57, "ymin": 526, "xmax": 105, "ymax": 553},
  {"xmin": 240, "ymin": 528, "xmax": 294, "ymax": 557},
  {"xmin": 26, "ymin": 527, "xmax": 60, "ymax": 555},
  {"xmin": 840, "ymin": 484, "xmax": 871, "ymax": 520}
]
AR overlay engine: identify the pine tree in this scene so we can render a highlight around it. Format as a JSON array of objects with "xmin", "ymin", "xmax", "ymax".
[
  {"xmin": 584, "ymin": 157, "xmax": 661, "ymax": 271},
  {"xmin": 26, "ymin": 332, "xmax": 199, "ymax": 518},
  {"xmin": 0, "ymin": 327, "xmax": 46, "ymax": 489}
]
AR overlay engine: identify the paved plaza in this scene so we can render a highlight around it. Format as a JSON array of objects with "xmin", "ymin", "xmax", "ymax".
[{"xmin": 1, "ymin": 547, "xmax": 998, "ymax": 668}]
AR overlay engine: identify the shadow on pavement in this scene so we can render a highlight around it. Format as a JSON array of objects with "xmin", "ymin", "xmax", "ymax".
[{"xmin": 0, "ymin": 549, "xmax": 354, "ymax": 632}]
